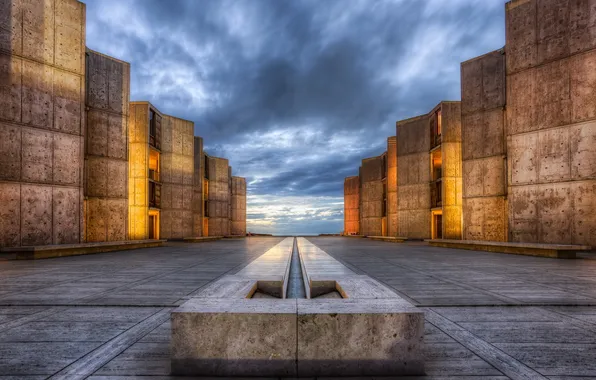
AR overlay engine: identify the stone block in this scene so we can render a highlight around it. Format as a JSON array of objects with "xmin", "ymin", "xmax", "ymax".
[
  {"xmin": 20, "ymin": 184, "xmax": 52, "ymax": 246},
  {"xmin": 107, "ymin": 198, "xmax": 127, "ymax": 241},
  {"xmin": 53, "ymin": 68, "xmax": 82, "ymax": 135},
  {"xmin": 86, "ymin": 198, "xmax": 106, "ymax": 242},
  {"xmin": 22, "ymin": 60, "xmax": 53, "ymax": 129},
  {"xmin": 87, "ymin": 110, "xmax": 108, "ymax": 156},
  {"xmin": 462, "ymin": 113, "xmax": 483, "ymax": 160},
  {"xmin": 107, "ymin": 59, "xmax": 127, "ymax": 115},
  {"xmin": 0, "ymin": 54, "xmax": 22, "ymax": 122},
  {"xmin": 570, "ymin": 49, "xmax": 596, "ymax": 123},
  {"xmin": 538, "ymin": 126, "xmax": 570, "ymax": 182},
  {"xmin": 506, "ymin": 69, "xmax": 534, "ymax": 136},
  {"xmin": 107, "ymin": 159, "xmax": 127, "ymax": 198},
  {"xmin": 56, "ymin": 0, "xmax": 83, "ymax": 31},
  {"xmin": 53, "ymin": 132, "xmax": 81, "ymax": 185},
  {"xmin": 0, "ymin": 0, "xmax": 23, "ymax": 55},
  {"xmin": 296, "ymin": 299, "xmax": 424, "ymax": 377},
  {"xmin": 55, "ymin": 24, "xmax": 82, "ymax": 74},
  {"xmin": 171, "ymin": 298, "xmax": 297, "ymax": 377},
  {"xmin": 506, "ymin": 0, "xmax": 537, "ymax": 74},
  {"xmin": 86, "ymin": 157, "xmax": 107, "ymax": 197},
  {"xmin": 510, "ymin": 132, "xmax": 539, "ymax": 185},
  {"xmin": 570, "ymin": 121, "xmax": 596, "ymax": 179},
  {"xmin": 0, "ymin": 182, "xmax": 20, "ymax": 247},
  {"xmin": 21, "ymin": 127, "xmax": 52, "ymax": 183},
  {"xmin": 22, "ymin": 0, "xmax": 54, "ymax": 64},
  {"xmin": 0, "ymin": 122, "xmax": 21, "ymax": 180},
  {"xmin": 572, "ymin": 181, "xmax": 596, "ymax": 246},
  {"xmin": 108, "ymin": 113, "xmax": 127, "ymax": 159},
  {"xmin": 86, "ymin": 51, "xmax": 108, "ymax": 110},
  {"xmin": 483, "ymin": 156, "xmax": 506, "ymax": 196},
  {"xmin": 52, "ymin": 186, "xmax": 79, "ymax": 244}
]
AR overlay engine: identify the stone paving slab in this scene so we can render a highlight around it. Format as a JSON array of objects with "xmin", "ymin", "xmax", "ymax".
[{"xmin": 0, "ymin": 237, "xmax": 595, "ymax": 378}]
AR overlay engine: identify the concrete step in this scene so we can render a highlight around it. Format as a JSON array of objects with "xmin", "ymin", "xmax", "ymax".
[
  {"xmin": 0, "ymin": 240, "xmax": 165, "ymax": 260},
  {"xmin": 426, "ymin": 239, "xmax": 592, "ymax": 259}
]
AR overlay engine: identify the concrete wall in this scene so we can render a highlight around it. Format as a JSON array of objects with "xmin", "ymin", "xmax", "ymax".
[
  {"xmin": 160, "ymin": 115, "xmax": 194, "ymax": 239},
  {"xmin": 128, "ymin": 102, "xmax": 161, "ymax": 240},
  {"xmin": 360, "ymin": 155, "xmax": 385, "ymax": 236},
  {"xmin": 461, "ymin": 50, "xmax": 508, "ymax": 242},
  {"xmin": 387, "ymin": 137, "xmax": 398, "ymax": 237},
  {"xmin": 440, "ymin": 102, "xmax": 463, "ymax": 239},
  {"xmin": 0, "ymin": 0, "xmax": 86, "ymax": 247},
  {"xmin": 192, "ymin": 136, "xmax": 203, "ymax": 237},
  {"xmin": 84, "ymin": 50, "xmax": 129, "ymax": 242},
  {"xmin": 230, "ymin": 176, "xmax": 246, "ymax": 236},
  {"xmin": 343, "ymin": 176, "xmax": 360, "ymax": 235},
  {"xmin": 206, "ymin": 155, "xmax": 230, "ymax": 236},
  {"xmin": 505, "ymin": 0, "xmax": 596, "ymax": 246},
  {"xmin": 396, "ymin": 115, "xmax": 431, "ymax": 239}
]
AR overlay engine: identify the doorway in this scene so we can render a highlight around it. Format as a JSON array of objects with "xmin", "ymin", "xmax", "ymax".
[
  {"xmin": 432, "ymin": 211, "xmax": 443, "ymax": 239},
  {"xmin": 149, "ymin": 210, "xmax": 160, "ymax": 239}
]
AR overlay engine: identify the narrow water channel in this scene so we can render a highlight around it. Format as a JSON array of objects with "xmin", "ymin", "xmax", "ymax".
[{"xmin": 286, "ymin": 238, "xmax": 306, "ymax": 298}]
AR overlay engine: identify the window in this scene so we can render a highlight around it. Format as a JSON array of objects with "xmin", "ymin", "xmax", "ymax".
[
  {"xmin": 431, "ymin": 108, "xmax": 442, "ymax": 147},
  {"xmin": 149, "ymin": 109, "xmax": 156, "ymax": 147}
]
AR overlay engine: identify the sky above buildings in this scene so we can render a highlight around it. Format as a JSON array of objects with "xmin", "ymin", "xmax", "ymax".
[{"xmin": 83, "ymin": 0, "xmax": 506, "ymax": 235}]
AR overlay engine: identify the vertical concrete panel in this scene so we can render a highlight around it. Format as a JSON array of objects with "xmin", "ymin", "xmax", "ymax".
[
  {"xmin": 160, "ymin": 114, "xmax": 195, "ymax": 239},
  {"xmin": 207, "ymin": 156, "xmax": 230, "ymax": 237},
  {"xmin": 53, "ymin": 68, "xmax": 82, "ymax": 134},
  {"xmin": 0, "ymin": 0, "xmax": 23, "ymax": 56},
  {"xmin": 21, "ymin": 127, "xmax": 52, "ymax": 183},
  {"xmin": 343, "ymin": 176, "xmax": 360, "ymax": 235},
  {"xmin": 85, "ymin": 51, "xmax": 129, "ymax": 242},
  {"xmin": 387, "ymin": 137, "xmax": 398, "ymax": 237},
  {"xmin": 360, "ymin": 155, "xmax": 385, "ymax": 236},
  {"xmin": 53, "ymin": 132, "xmax": 81, "ymax": 185},
  {"xmin": 0, "ymin": 183, "xmax": 21, "ymax": 247},
  {"xmin": 22, "ymin": 0, "xmax": 54, "ymax": 64},
  {"xmin": 506, "ymin": 1, "xmax": 596, "ymax": 245},
  {"xmin": 570, "ymin": 49, "xmax": 596, "ymax": 123},
  {"xmin": 0, "ymin": 122, "xmax": 22, "ymax": 180},
  {"xmin": 21, "ymin": 60, "xmax": 53, "ymax": 129},
  {"xmin": 570, "ymin": 121, "xmax": 596, "ymax": 179},
  {"xmin": 231, "ymin": 176, "xmax": 246, "ymax": 236},
  {"xmin": 0, "ymin": 54, "xmax": 22, "ymax": 122},
  {"xmin": 21, "ymin": 184, "xmax": 52, "ymax": 246},
  {"xmin": 128, "ymin": 103, "xmax": 149, "ymax": 240},
  {"xmin": 397, "ymin": 114, "xmax": 431, "ymax": 239},
  {"xmin": 572, "ymin": 181, "xmax": 596, "ymax": 246},
  {"xmin": 52, "ymin": 186, "xmax": 79, "ymax": 244}
]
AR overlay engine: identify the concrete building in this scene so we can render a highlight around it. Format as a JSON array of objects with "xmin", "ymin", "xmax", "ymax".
[
  {"xmin": 0, "ymin": 0, "xmax": 246, "ymax": 248},
  {"xmin": 231, "ymin": 176, "xmax": 247, "ymax": 236},
  {"xmin": 204, "ymin": 155, "xmax": 231, "ymax": 237},
  {"xmin": 346, "ymin": 0, "xmax": 595, "ymax": 247},
  {"xmin": 458, "ymin": 0, "xmax": 596, "ymax": 247},
  {"xmin": 343, "ymin": 176, "xmax": 360, "ymax": 235},
  {"xmin": 387, "ymin": 136, "xmax": 398, "ymax": 237},
  {"xmin": 395, "ymin": 102, "xmax": 462, "ymax": 240},
  {"xmin": 85, "ymin": 50, "xmax": 130, "ymax": 243},
  {"xmin": 461, "ymin": 50, "xmax": 508, "ymax": 242},
  {"xmin": 0, "ymin": 0, "xmax": 87, "ymax": 247},
  {"xmin": 359, "ymin": 153, "xmax": 387, "ymax": 237}
]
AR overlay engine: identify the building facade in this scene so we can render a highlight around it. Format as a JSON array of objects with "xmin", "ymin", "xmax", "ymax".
[
  {"xmin": 0, "ymin": 0, "xmax": 246, "ymax": 248},
  {"xmin": 345, "ymin": 0, "xmax": 595, "ymax": 247}
]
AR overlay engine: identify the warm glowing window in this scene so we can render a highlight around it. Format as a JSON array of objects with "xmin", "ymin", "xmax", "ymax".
[
  {"xmin": 436, "ymin": 109, "xmax": 442, "ymax": 136},
  {"xmin": 149, "ymin": 149, "xmax": 160, "ymax": 182}
]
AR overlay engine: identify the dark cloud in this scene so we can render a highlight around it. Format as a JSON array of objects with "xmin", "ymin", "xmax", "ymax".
[{"xmin": 83, "ymin": 0, "xmax": 506, "ymax": 234}]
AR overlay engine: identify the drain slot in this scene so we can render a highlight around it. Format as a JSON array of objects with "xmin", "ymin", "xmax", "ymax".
[{"xmin": 286, "ymin": 238, "xmax": 306, "ymax": 299}]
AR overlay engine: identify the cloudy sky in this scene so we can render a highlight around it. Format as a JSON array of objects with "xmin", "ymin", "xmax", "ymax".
[{"xmin": 83, "ymin": 0, "xmax": 506, "ymax": 235}]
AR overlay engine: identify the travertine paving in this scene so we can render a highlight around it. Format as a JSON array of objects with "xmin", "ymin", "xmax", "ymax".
[{"xmin": 0, "ymin": 236, "xmax": 595, "ymax": 379}]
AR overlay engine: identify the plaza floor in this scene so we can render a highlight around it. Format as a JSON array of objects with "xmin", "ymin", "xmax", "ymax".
[{"xmin": 0, "ymin": 236, "xmax": 595, "ymax": 379}]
